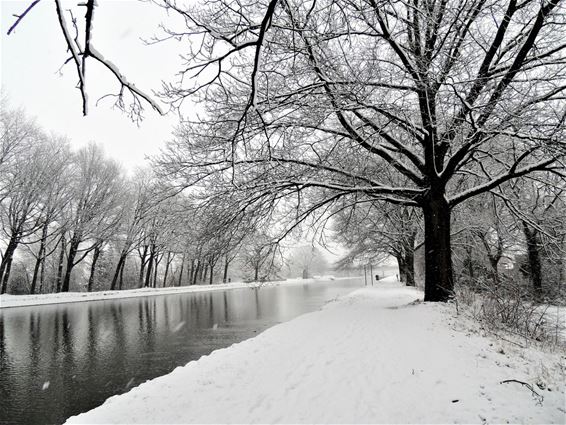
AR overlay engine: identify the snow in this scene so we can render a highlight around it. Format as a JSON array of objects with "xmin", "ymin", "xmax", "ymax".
[
  {"xmin": 65, "ymin": 277, "xmax": 566, "ymax": 424},
  {"xmin": 0, "ymin": 276, "xmax": 345, "ymax": 309}
]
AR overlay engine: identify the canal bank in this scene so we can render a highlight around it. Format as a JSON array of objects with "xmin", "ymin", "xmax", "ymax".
[
  {"xmin": 0, "ymin": 276, "xmax": 348, "ymax": 309},
  {"xmin": 1, "ymin": 277, "xmax": 363, "ymax": 425},
  {"xmin": 66, "ymin": 278, "xmax": 565, "ymax": 424}
]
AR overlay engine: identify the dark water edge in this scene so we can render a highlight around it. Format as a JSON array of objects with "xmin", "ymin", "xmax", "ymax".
[{"xmin": 0, "ymin": 278, "xmax": 362, "ymax": 425}]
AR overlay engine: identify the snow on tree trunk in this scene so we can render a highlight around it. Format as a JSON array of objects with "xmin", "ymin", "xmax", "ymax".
[
  {"xmin": 55, "ymin": 236, "xmax": 66, "ymax": 293},
  {"xmin": 62, "ymin": 235, "xmax": 80, "ymax": 293},
  {"xmin": 0, "ymin": 236, "xmax": 19, "ymax": 294},
  {"xmin": 87, "ymin": 244, "xmax": 101, "ymax": 292},
  {"xmin": 111, "ymin": 250, "xmax": 128, "ymax": 290},
  {"xmin": 30, "ymin": 221, "xmax": 49, "ymax": 295}
]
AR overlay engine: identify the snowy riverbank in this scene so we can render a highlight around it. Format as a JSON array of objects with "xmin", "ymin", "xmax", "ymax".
[
  {"xmin": 66, "ymin": 278, "xmax": 566, "ymax": 424},
  {"xmin": 0, "ymin": 276, "xmax": 351, "ymax": 309}
]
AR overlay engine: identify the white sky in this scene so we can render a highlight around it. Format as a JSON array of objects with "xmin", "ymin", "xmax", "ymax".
[{"xmin": 1, "ymin": 0, "xmax": 184, "ymax": 171}]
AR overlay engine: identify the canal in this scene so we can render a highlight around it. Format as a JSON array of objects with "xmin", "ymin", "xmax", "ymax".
[{"xmin": 0, "ymin": 278, "xmax": 362, "ymax": 424}]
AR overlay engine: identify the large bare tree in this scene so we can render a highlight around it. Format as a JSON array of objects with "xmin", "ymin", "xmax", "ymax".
[
  {"xmin": 10, "ymin": 0, "xmax": 566, "ymax": 300},
  {"xmin": 154, "ymin": 0, "xmax": 566, "ymax": 300}
]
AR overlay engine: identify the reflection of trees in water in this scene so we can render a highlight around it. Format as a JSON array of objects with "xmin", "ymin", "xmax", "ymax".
[
  {"xmin": 254, "ymin": 288, "xmax": 261, "ymax": 319},
  {"xmin": 223, "ymin": 292, "xmax": 229, "ymax": 323},
  {"xmin": 2, "ymin": 282, "xmax": 361, "ymax": 425},
  {"xmin": 163, "ymin": 298, "xmax": 170, "ymax": 329},
  {"xmin": 0, "ymin": 316, "xmax": 8, "ymax": 370},
  {"xmin": 29, "ymin": 312, "xmax": 42, "ymax": 390}
]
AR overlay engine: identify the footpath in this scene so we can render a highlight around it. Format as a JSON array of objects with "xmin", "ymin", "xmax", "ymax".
[{"xmin": 66, "ymin": 278, "xmax": 565, "ymax": 424}]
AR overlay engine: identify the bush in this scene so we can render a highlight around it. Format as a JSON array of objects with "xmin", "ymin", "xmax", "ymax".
[{"xmin": 455, "ymin": 277, "xmax": 565, "ymax": 347}]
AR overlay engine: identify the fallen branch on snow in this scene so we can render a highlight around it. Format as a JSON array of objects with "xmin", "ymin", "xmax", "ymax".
[{"xmin": 500, "ymin": 379, "xmax": 544, "ymax": 405}]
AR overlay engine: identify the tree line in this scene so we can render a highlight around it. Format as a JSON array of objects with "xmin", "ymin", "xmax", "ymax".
[
  {"xmin": 6, "ymin": 0, "xmax": 566, "ymax": 301},
  {"xmin": 1, "ymin": 104, "xmax": 321, "ymax": 295}
]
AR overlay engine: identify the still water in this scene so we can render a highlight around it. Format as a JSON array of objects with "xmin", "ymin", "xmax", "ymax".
[{"xmin": 0, "ymin": 278, "xmax": 362, "ymax": 425}]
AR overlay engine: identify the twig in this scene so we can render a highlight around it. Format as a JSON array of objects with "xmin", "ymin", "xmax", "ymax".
[
  {"xmin": 500, "ymin": 379, "xmax": 544, "ymax": 405},
  {"xmin": 7, "ymin": 0, "xmax": 42, "ymax": 35}
]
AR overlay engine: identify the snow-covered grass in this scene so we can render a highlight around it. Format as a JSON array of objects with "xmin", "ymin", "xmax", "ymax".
[
  {"xmin": 0, "ymin": 276, "xmax": 353, "ymax": 309},
  {"xmin": 66, "ymin": 277, "xmax": 566, "ymax": 424},
  {"xmin": 456, "ymin": 284, "xmax": 566, "ymax": 347}
]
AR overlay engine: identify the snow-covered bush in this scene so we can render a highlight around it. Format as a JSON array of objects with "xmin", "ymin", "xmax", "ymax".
[{"xmin": 455, "ymin": 278, "xmax": 565, "ymax": 347}]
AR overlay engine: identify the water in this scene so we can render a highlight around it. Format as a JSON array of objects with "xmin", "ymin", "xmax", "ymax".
[{"xmin": 0, "ymin": 278, "xmax": 362, "ymax": 425}]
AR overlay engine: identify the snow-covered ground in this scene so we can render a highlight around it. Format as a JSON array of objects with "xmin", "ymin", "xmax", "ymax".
[
  {"xmin": 0, "ymin": 276, "xmax": 345, "ymax": 309},
  {"xmin": 66, "ymin": 277, "xmax": 566, "ymax": 424}
]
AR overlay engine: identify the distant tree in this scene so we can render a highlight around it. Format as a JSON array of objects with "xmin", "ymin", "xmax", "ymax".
[
  {"xmin": 506, "ymin": 174, "xmax": 566, "ymax": 294},
  {"xmin": 11, "ymin": 0, "xmax": 566, "ymax": 301},
  {"xmin": 110, "ymin": 171, "xmax": 155, "ymax": 290},
  {"xmin": 286, "ymin": 245, "xmax": 329, "ymax": 279},
  {"xmin": 152, "ymin": 0, "xmax": 566, "ymax": 301},
  {"xmin": 60, "ymin": 144, "xmax": 124, "ymax": 292},
  {"xmin": 28, "ymin": 136, "xmax": 72, "ymax": 294},
  {"xmin": 334, "ymin": 202, "xmax": 420, "ymax": 286},
  {"xmin": 0, "ymin": 113, "xmax": 59, "ymax": 293},
  {"xmin": 240, "ymin": 231, "xmax": 281, "ymax": 282},
  {"xmin": 452, "ymin": 193, "xmax": 516, "ymax": 286}
]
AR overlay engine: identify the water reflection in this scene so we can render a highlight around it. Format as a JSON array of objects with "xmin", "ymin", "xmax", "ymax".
[{"xmin": 0, "ymin": 279, "xmax": 361, "ymax": 425}]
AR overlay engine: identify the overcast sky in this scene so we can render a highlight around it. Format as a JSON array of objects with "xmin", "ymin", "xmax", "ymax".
[{"xmin": 1, "ymin": 0, "xmax": 185, "ymax": 171}]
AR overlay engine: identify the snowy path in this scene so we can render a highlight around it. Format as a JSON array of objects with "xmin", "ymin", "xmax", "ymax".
[{"xmin": 66, "ymin": 279, "xmax": 565, "ymax": 424}]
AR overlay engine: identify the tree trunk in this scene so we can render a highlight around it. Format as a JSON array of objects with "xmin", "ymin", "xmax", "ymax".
[
  {"xmin": 189, "ymin": 259, "xmax": 196, "ymax": 285},
  {"xmin": 138, "ymin": 245, "xmax": 148, "ymax": 288},
  {"xmin": 422, "ymin": 193, "xmax": 453, "ymax": 301},
  {"xmin": 178, "ymin": 253, "xmax": 186, "ymax": 287},
  {"xmin": 223, "ymin": 256, "xmax": 230, "ymax": 283},
  {"xmin": 0, "ymin": 254, "xmax": 14, "ymax": 295},
  {"xmin": 55, "ymin": 236, "xmax": 66, "ymax": 292},
  {"xmin": 488, "ymin": 258, "xmax": 500, "ymax": 285},
  {"xmin": 522, "ymin": 221, "xmax": 543, "ymax": 294},
  {"xmin": 396, "ymin": 251, "xmax": 415, "ymax": 287},
  {"xmin": 111, "ymin": 246, "xmax": 129, "ymax": 290},
  {"xmin": 203, "ymin": 263, "xmax": 208, "ymax": 283},
  {"xmin": 145, "ymin": 246, "xmax": 154, "ymax": 288},
  {"xmin": 254, "ymin": 265, "xmax": 259, "ymax": 282},
  {"xmin": 0, "ymin": 235, "xmax": 19, "ymax": 294},
  {"xmin": 396, "ymin": 255, "xmax": 407, "ymax": 283},
  {"xmin": 464, "ymin": 244, "xmax": 474, "ymax": 279},
  {"xmin": 62, "ymin": 234, "xmax": 80, "ymax": 293},
  {"xmin": 39, "ymin": 246, "xmax": 47, "ymax": 293},
  {"xmin": 31, "ymin": 221, "xmax": 49, "ymax": 294},
  {"xmin": 152, "ymin": 256, "xmax": 159, "ymax": 288},
  {"xmin": 87, "ymin": 244, "xmax": 101, "ymax": 292},
  {"xmin": 119, "ymin": 258, "xmax": 125, "ymax": 290},
  {"xmin": 403, "ymin": 247, "xmax": 415, "ymax": 287},
  {"xmin": 199, "ymin": 261, "xmax": 205, "ymax": 282},
  {"xmin": 163, "ymin": 252, "xmax": 172, "ymax": 287},
  {"xmin": 209, "ymin": 263, "xmax": 214, "ymax": 285},
  {"xmin": 192, "ymin": 261, "xmax": 200, "ymax": 285}
]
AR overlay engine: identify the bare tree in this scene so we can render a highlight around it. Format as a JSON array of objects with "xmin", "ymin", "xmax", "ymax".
[
  {"xmin": 0, "ymin": 121, "xmax": 58, "ymax": 293},
  {"xmin": 452, "ymin": 193, "xmax": 516, "ymax": 286},
  {"xmin": 506, "ymin": 174, "xmax": 566, "ymax": 294},
  {"xmin": 60, "ymin": 144, "xmax": 124, "ymax": 292},
  {"xmin": 240, "ymin": 231, "xmax": 281, "ymax": 282},
  {"xmin": 334, "ymin": 201, "xmax": 420, "ymax": 286},
  {"xmin": 155, "ymin": 0, "xmax": 566, "ymax": 301},
  {"xmin": 110, "ymin": 170, "xmax": 155, "ymax": 290},
  {"xmin": 28, "ymin": 136, "xmax": 72, "ymax": 294},
  {"xmin": 10, "ymin": 0, "xmax": 566, "ymax": 301}
]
